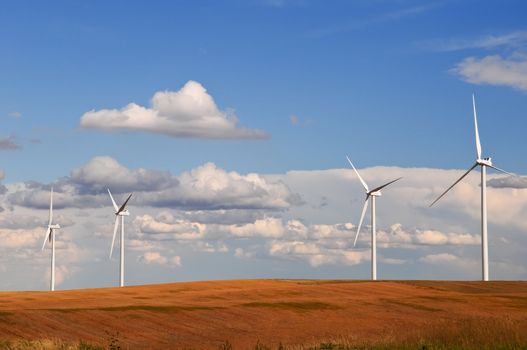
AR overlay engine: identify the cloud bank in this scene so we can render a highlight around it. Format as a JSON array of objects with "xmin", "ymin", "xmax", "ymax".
[{"xmin": 8, "ymin": 157, "xmax": 300, "ymax": 211}]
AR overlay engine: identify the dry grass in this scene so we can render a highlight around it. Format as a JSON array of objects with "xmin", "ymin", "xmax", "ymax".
[{"xmin": 0, "ymin": 280, "xmax": 526, "ymax": 349}]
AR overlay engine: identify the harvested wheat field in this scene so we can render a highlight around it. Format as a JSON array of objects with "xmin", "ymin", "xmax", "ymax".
[{"xmin": 0, "ymin": 280, "xmax": 526, "ymax": 349}]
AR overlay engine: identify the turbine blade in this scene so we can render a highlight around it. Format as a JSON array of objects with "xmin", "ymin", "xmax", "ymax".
[
  {"xmin": 48, "ymin": 187, "xmax": 53, "ymax": 226},
  {"xmin": 473, "ymin": 94, "xmax": 482, "ymax": 160},
  {"xmin": 109, "ymin": 216, "xmax": 119, "ymax": 259},
  {"xmin": 429, "ymin": 163, "xmax": 478, "ymax": 207},
  {"xmin": 488, "ymin": 165, "xmax": 515, "ymax": 177},
  {"xmin": 117, "ymin": 193, "xmax": 133, "ymax": 214},
  {"xmin": 42, "ymin": 228, "xmax": 51, "ymax": 251},
  {"xmin": 370, "ymin": 177, "xmax": 403, "ymax": 193},
  {"xmin": 108, "ymin": 189, "xmax": 119, "ymax": 212},
  {"xmin": 346, "ymin": 156, "xmax": 369, "ymax": 192},
  {"xmin": 353, "ymin": 197, "xmax": 369, "ymax": 247}
]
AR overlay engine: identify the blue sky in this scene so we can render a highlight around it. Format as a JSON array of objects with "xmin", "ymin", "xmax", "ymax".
[{"xmin": 0, "ymin": 0, "xmax": 526, "ymax": 290}]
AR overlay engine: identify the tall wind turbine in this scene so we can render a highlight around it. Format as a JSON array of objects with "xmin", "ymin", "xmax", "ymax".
[
  {"xmin": 108, "ymin": 189, "xmax": 133, "ymax": 287},
  {"xmin": 430, "ymin": 94, "xmax": 513, "ymax": 281},
  {"xmin": 347, "ymin": 156, "xmax": 402, "ymax": 280},
  {"xmin": 42, "ymin": 187, "xmax": 60, "ymax": 291}
]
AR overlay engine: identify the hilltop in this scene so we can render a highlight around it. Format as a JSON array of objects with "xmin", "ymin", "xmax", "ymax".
[{"xmin": 0, "ymin": 280, "xmax": 526, "ymax": 349}]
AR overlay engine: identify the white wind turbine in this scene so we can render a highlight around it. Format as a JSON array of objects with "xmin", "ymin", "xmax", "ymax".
[
  {"xmin": 430, "ymin": 94, "xmax": 513, "ymax": 281},
  {"xmin": 347, "ymin": 156, "xmax": 402, "ymax": 280},
  {"xmin": 42, "ymin": 187, "xmax": 60, "ymax": 291},
  {"xmin": 108, "ymin": 189, "xmax": 133, "ymax": 287}
]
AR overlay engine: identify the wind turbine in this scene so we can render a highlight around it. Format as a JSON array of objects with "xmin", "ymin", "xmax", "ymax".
[
  {"xmin": 108, "ymin": 189, "xmax": 133, "ymax": 287},
  {"xmin": 42, "ymin": 187, "xmax": 60, "ymax": 291},
  {"xmin": 430, "ymin": 94, "xmax": 513, "ymax": 281},
  {"xmin": 347, "ymin": 156, "xmax": 402, "ymax": 280}
]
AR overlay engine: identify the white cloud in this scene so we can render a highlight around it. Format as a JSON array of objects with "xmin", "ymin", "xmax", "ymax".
[
  {"xmin": 140, "ymin": 251, "xmax": 168, "ymax": 265},
  {"xmin": 451, "ymin": 54, "xmax": 527, "ymax": 91},
  {"xmin": 71, "ymin": 156, "xmax": 177, "ymax": 193},
  {"xmin": 375, "ymin": 223, "xmax": 480, "ymax": 247},
  {"xmin": 53, "ymin": 265, "xmax": 72, "ymax": 286},
  {"xmin": 268, "ymin": 240, "xmax": 370, "ymax": 267},
  {"xmin": 419, "ymin": 253, "xmax": 460, "ymax": 264},
  {"xmin": 0, "ymin": 228, "xmax": 42, "ymax": 248},
  {"xmin": 9, "ymin": 157, "xmax": 300, "ymax": 211},
  {"xmin": 139, "ymin": 251, "xmax": 182, "ymax": 267},
  {"xmin": 134, "ymin": 214, "xmax": 205, "ymax": 240},
  {"xmin": 422, "ymin": 31, "xmax": 527, "ymax": 52},
  {"xmin": 1, "ymin": 162, "xmax": 526, "ymax": 286},
  {"xmin": 226, "ymin": 217, "xmax": 285, "ymax": 238},
  {"xmin": 80, "ymin": 80, "xmax": 268, "ymax": 139},
  {"xmin": 140, "ymin": 162, "xmax": 299, "ymax": 210},
  {"xmin": 170, "ymin": 256, "xmax": 182, "ymax": 266}
]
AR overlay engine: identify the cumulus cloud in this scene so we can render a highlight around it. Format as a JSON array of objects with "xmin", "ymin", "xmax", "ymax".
[
  {"xmin": 8, "ymin": 157, "xmax": 299, "ymax": 211},
  {"xmin": 487, "ymin": 176, "xmax": 527, "ymax": 189},
  {"xmin": 2, "ymin": 162, "xmax": 526, "ymax": 283},
  {"xmin": 375, "ymin": 223, "xmax": 480, "ymax": 247},
  {"xmin": 139, "ymin": 162, "xmax": 300, "ymax": 210},
  {"xmin": 71, "ymin": 156, "xmax": 177, "ymax": 194},
  {"xmin": 138, "ymin": 251, "xmax": 182, "ymax": 267},
  {"xmin": 80, "ymin": 80, "xmax": 268, "ymax": 139},
  {"xmin": 53, "ymin": 265, "xmax": 73, "ymax": 286},
  {"xmin": 451, "ymin": 55, "xmax": 527, "ymax": 91},
  {"xmin": 135, "ymin": 213, "xmax": 353, "ymax": 241},
  {"xmin": 134, "ymin": 214, "xmax": 205, "ymax": 240},
  {"xmin": 141, "ymin": 251, "xmax": 165, "ymax": 265},
  {"xmin": 0, "ymin": 228, "xmax": 42, "ymax": 249},
  {"xmin": 268, "ymin": 240, "xmax": 370, "ymax": 267}
]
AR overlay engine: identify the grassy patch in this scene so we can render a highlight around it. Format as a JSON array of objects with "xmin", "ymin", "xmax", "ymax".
[
  {"xmin": 241, "ymin": 301, "xmax": 339, "ymax": 311},
  {"xmin": 415, "ymin": 295, "xmax": 463, "ymax": 302},
  {"xmin": 381, "ymin": 299, "xmax": 442, "ymax": 312},
  {"xmin": 0, "ymin": 339, "xmax": 104, "ymax": 350},
  {"xmin": 287, "ymin": 280, "xmax": 366, "ymax": 286},
  {"xmin": 40, "ymin": 305, "xmax": 221, "ymax": 313},
  {"xmin": 98, "ymin": 304, "xmax": 221, "ymax": 312},
  {"xmin": 497, "ymin": 295, "xmax": 527, "ymax": 308}
]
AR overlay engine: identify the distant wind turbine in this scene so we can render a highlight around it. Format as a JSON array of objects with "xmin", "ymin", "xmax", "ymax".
[
  {"xmin": 108, "ymin": 189, "xmax": 133, "ymax": 287},
  {"xmin": 347, "ymin": 156, "xmax": 402, "ymax": 280},
  {"xmin": 42, "ymin": 187, "xmax": 60, "ymax": 291},
  {"xmin": 430, "ymin": 94, "xmax": 514, "ymax": 281}
]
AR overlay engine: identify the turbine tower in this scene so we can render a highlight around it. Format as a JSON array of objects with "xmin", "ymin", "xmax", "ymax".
[
  {"xmin": 347, "ymin": 156, "xmax": 402, "ymax": 280},
  {"xmin": 108, "ymin": 189, "xmax": 133, "ymax": 287},
  {"xmin": 42, "ymin": 187, "xmax": 60, "ymax": 291},
  {"xmin": 430, "ymin": 95, "xmax": 513, "ymax": 281}
]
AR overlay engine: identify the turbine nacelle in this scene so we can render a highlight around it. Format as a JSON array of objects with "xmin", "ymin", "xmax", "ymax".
[
  {"xmin": 368, "ymin": 190, "xmax": 382, "ymax": 197},
  {"xmin": 477, "ymin": 157, "xmax": 492, "ymax": 167},
  {"xmin": 48, "ymin": 224, "xmax": 61, "ymax": 230},
  {"xmin": 116, "ymin": 210, "xmax": 130, "ymax": 216}
]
